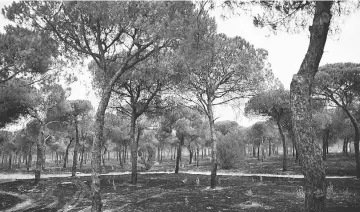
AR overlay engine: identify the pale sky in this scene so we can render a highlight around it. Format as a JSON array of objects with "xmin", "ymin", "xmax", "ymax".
[{"xmin": 1, "ymin": 1, "xmax": 360, "ymax": 127}]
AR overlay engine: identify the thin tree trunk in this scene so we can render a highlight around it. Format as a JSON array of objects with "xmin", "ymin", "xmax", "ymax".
[
  {"xmin": 130, "ymin": 112, "xmax": 139, "ymax": 184},
  {"xmin": 341, "ymin": 107, "xmax": 360, "ymax": 178},
  {"xmin": 207, "ymin": 101, "xmax": 218, "ymax": 189},
  {"xmin": 197, "ymin": 147, "xmax": 200, "ymax": 167},
  {"xmin": 91, "ymin": 86, "xmax": 113, "ymax": 212},
  {"xmin": 343, "ymin": 138, "xmax": 348, "ymax": 155},
  {"xmin": 80, "ymin": 145, "xmax": 85, "ymax": 169},
  {"xmin": 27, "ymin": 143, "xmax": 32, "ymax": 171},
  {"xmin": 8, "ymin": 153, "xmax": 12, "ymax": 170},
  {"xmin": 63, "ymin": 138, "xmax": 73, "ymax": 168},
  {"xmin": 322, "ymin": 130, "xmax": 327, "ymax": 161},
  {"xmin": 269, "ymin": 140, "xmax": 271, "ymax": 157},
  {"xmin": 290, "ymin": 2, "xmax": 333, "ymax": 211},
  {"xmin": 72, "ymin": 118, "xmax": 80, "ymax": 177},
  {"xmin": 189, "ymin": 149, "xmax": 193, "ymax": 164},
  {"xmin": 261, "ymin": 138, "xmax": 265, "ymax": 162},
  {"xmin": 276, "ymin": 119, "xmax": 287, "ymax": 171},
  {"xmin": 175, "ymin": 137, "xmax": 184, "ymax": 174},
  {"xmin": 35, "ymin": 124, "xmax": 45, "ymax": 183}
]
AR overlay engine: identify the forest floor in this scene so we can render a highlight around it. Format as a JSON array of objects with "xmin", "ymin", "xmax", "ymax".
[{"xmin": 0, "ymin": 154, "xmax": 359, "ymax": 212}]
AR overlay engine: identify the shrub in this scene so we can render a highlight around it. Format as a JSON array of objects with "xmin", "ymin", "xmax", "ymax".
[
  {"xmin": 138, "ymin": 143, "xmax": 156, "ymax": 171},
  {"xmin": 217, "ymin": 133, "xmax": 241, "ymax": 169}
]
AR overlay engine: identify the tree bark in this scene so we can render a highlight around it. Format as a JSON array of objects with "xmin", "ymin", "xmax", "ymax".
[
  {"xmin": 189, "ymin": 148, "xmax": 193, "ymax": 164},
  {"xmin": 343, "ymin": 138, "xmax": 348, "ymax": 156},
  {"xmin": 91, "ymin": 88, "xmax": 113, "ymax": 212},
  {"xmin": 63, "ymin": 138, "xmax": 74, "ymax": 168},
  {"xmin": 72, "ymin": 118, "xmax": 80, "ymax": 177},
  {"xmin": 197, "ymin": 147, "xmax": 200, "ymax": 167},
  {"xmin": 262, "ymin": 138, "xmax": 266, "ymax": 161},
  {"xmin": 268, "ymin": 140, "xmax": 271, "ymax": 157},
  {"xmin": 27, "ymin": 143, "xmax": 32, "ymax": 171},
  {"xmin": 35, "ymin": 124, "xmax": 45, "ymax": 183},
  {"xmin": 175, "ymin": 137, "xmax": 184, "ymax": 174},
  {"xmin": 322, "ymin": 129, "xmax": 329, "ymax": 161},
  {"xmin": 157, "ymin": 146, "xmax": 161, "ymax": 162},
  {"xmin": 80, "ymin": 145, "xmax": 85, "ymax": 169},
  {"xmin": 130, "ymin": 111, "xmax": 139, "ymax": 184},
  {"xmin": 276, "ymin": 119, "xmax": 287, "ymax": 171},
  {"xmin": 8, "ymin": 153, "xmax": 12, "ymax": 170},
  {"xmin": 341, "ymin": 107, "xmax": 360, "ymax": 178},
  {"xmin": 290, "ymin": 2, "xmax": 333, "ymax": 211},
  {"xmin": 208, "ymin": 102, "xmax": 218, "ymax": 189}
]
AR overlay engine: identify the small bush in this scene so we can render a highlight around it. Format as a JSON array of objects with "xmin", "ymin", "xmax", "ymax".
[
  {"xmin": 327, "ymin": 183, "xmax": 334, "ymax": 200},
  {"xmin": 296, "ymin": 186, "xmax": 305, "ymax": 199},
  {"xmin": 138, "ymin": 143, "xmax": 156, "ymax": 171},
  {"xmin": 217, "ymin": 137, "xmax": 241, "ymax": 169}
]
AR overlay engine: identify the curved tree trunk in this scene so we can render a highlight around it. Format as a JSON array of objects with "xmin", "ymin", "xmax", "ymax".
[
  {"xmin": 63, "ymin": 138, "xmax": 74, "ymax": 168},
  {"xmin": 290, "ymin": 2, "xmax": 333, "ymax": 211},
  {"xmin": 341, "ymin": 107, "xmax": 360, "ymax": 178},
  {"xmin": 91, "ymin": 87, "xmax": 113, "ymax": 212}
]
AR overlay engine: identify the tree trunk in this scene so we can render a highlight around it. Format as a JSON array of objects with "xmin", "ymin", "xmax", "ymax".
[
  {"xmin": 207, "ymin": 102, "xmax": 218, "ymax": 189},
  {"xmin": 102, "ymin": 145, "xmax": 107, "ymax": 168},
  {"xmin": 253, "ymin": 145, "xmax": 256, "ymax": 157},
  {"xmin": 119, "ymin": 149, "xmax": 123, "ymax": 167},
  {"xmin": 341, "ymin": 107, "xmax": 360, "ymax": 178},
  {"xmin": 197, "ymin": 147, "xmax": 200, "ymax": 167},
  {"xmin": 189, "ymin": 149, "xmax": 193, "ymax": 164},
  {"xmin": 290, "ymin": 2, "xmax": 333, "ymax": 211},
  {"xmin": 91, "ymin": 86, "xmax": 114, "ymax": 212},
  {"xmin": 257, "ymin": 146, "xmax": 260, "ymax": 160},
  {"xmin": 276, "ymin": 119, "xmax": 287, "ymax": 171},
  {"xmin": 130, "ymin": 112, "xmax": 139, "ymax": 184},
  {"xmin": 35, "ymin": 124, "xmax": 45, "ymax": 183},
  {"xmin": 72, "ymin": 118, "xmax": 80, "ymax": 177},
  {"xmin": 161, "ymin": 147, "xmax": 163, "ymax": 162},
  {"xmin": 27, "ymin": 143, "xmax": 32, "ymax": 171},
  {"xmin": 175, "ymin": 137, "xmax": 184, "ymax": 174},
  {"xmin": 64, "ymin": 138, "xmax": 74, "ymax": 168},
  {"xmin": 343, "ymin": 138, "xmax": 348, "ymax": 156},
  {"xmin": 80, "ymin": 145, "xmax": 85, "ymax": 169},
  {"xmin": 42, "ymin": 145, "xmax": 46, "ymax": 170},
  {"xmin": 157, "ymin": 146, "xmax": 161, "ymax": 162},
  {"xmin": 268, "ymin": 140, "xmax": 271, "ymax": 157},
  {"xmin": 322, "ymin": 130, "xmax": 327, "ymax": 161},
  {"xmin": 8, "ymin": 153, "xmax": 12, "ymax": 170},
  {"xmin": 174, "ymin": 147, "xmax": 177, "ymax": 160}
]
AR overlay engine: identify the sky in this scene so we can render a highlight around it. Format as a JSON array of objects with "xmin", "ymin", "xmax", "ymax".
[{"xmin": 1, "ymin": 1, "xmax": 360, "ymax": 128}]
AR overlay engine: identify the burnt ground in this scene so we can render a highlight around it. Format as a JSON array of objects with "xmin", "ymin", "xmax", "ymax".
[
  {"xmin": 0, "ymin": 173, "xmax": 359, "ymax": 212},
  {"xmin": 0, "ymin": 154, "xmax": 359, "ymax": 211}
]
